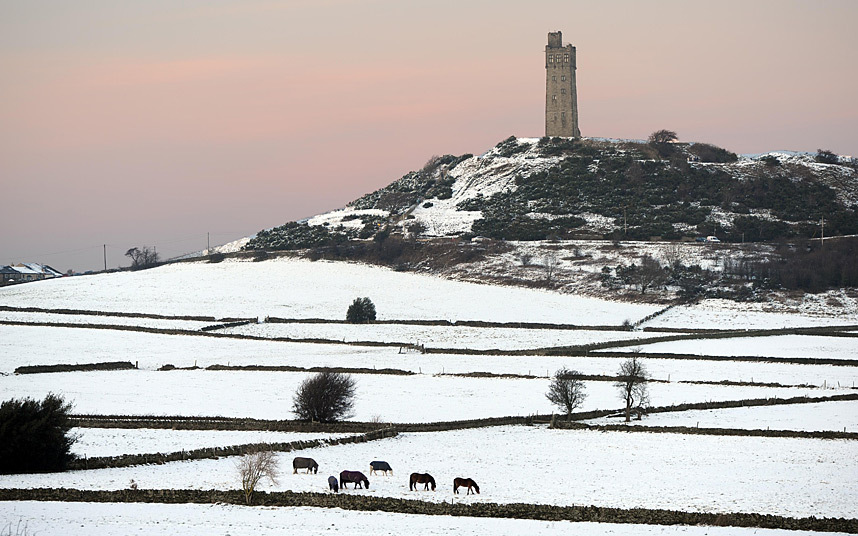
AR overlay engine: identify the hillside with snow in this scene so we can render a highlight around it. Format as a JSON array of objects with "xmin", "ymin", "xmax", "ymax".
[{"xmin": 245, "ymin": 136, "xmax": 858, "ymax": 248}]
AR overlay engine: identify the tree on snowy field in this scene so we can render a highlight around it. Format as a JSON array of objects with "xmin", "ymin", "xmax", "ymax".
[
  {"xmin": 236, "ymin": 448, "xmax": 280, "ymax": 505},
  {"xmin": 546, "ymin": 368, "xmax": 587, "ymax": 419},
  {"xmin": 615, "ymin": 356, "xmax": 650, "ymax": 422},
  {"xmin": 292, "ymin": 371, "xmax": 356, "ymax": 423},
  {"xmin": 346, "ymin": 297, "xmax": 376, "ymax": 323}
]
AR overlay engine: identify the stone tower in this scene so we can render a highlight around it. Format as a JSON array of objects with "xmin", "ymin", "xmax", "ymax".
[{"xmin": 545, "ymin": 31, "xmax": 580, "ymax": 137}]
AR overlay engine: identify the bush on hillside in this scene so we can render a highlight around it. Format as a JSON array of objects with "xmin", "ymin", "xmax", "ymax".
[
  {"xmin": 0, "ymin": 394, "xmax": 77, "ymax": 474},
  {"xmin": 346, "ymin": 297, "xmax": 377, "ymax": 323}
]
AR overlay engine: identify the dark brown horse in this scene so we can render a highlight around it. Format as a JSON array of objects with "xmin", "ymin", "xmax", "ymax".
[
  {"xmin": 409, "ymin": 472, "xmax": 436, "ymax": 491},
  {"xmin": 453, "ymin": 477, "xmax": 480, "ymax": 495},
  {"xmin": 339, "ymin": 470, "xmax": 370, "ymax": 489}
]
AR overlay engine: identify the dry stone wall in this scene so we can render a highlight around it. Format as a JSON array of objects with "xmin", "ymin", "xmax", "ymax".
[{"xmin": 0, "ymin": 488, "xmax": 854, "ymax": 533}]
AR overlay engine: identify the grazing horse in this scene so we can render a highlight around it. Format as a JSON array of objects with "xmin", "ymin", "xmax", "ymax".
[
  {"xmin": 369, "ymin": 460, "xmax": 393, "ymax": 476},
  {"xmin": 453, "ymin": 477, "xmax": 480, "ymax": 495},
  {"xmin": 340, "ymin": 470, "xmax": 370, "ymax": 489},
  {"xmin": 292, "ymin": 457, "xmax": 319, "ymax": 474},
  {"xmin": 409, "ymin": 472, "xmax": 436, "ymax": 491},
  {"xmin": 328, "ymin": 476, "xmax": 339, "ymax": 493}
]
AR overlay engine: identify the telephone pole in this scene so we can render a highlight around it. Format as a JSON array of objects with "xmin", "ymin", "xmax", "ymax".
[
  {"xmin": 820, "ymin": 216, "xmax": 825, "ymax": 247},
  {"xmin": 103, "ymin": 244, "xmax": 107, "ymax": 272},
  {"xmin": 207, "ymin": 232, "xmax": 210, "ymax": 253}
]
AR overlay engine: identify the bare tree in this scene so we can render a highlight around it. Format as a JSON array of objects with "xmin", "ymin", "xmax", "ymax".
[
  {"xmin": 236, "ymin": 448, "xmax": 280, "ymax": 505},
  {"xmin": 636, "ymin": 255, "xmax": 668, "ymax": 294},
  {"xmin": 615, "ymin": 356, "xmax": 650, "ymax": 422},
  {"xmin": 546, "ymin": 367, "xmax": 587, "ymax": 419},
  {"xmin": 292, "ymin": 371, "xmax": 356, "ymax": 423},
  {"xmin": 124, "ymin": 246, "xmax": 159, "ymax": 270},
  {"xmin": 543, "ymin": 250, "xmax": 559, "ymax": 284}
]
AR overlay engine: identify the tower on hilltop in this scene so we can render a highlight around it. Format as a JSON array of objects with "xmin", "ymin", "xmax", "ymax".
[{"xmin": 545, "ymin": 31, "xmax": 580, "ymax": 137}]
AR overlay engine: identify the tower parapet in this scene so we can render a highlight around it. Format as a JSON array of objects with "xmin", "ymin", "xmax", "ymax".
[{"xmin": 545, "ymin": 31, "xmax": 580, "ymax": 137}]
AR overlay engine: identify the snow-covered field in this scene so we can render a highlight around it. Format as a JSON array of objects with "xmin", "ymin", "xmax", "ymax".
[
  {"xmin": 4, "ymin": 502, "xmax": 842, "ymax": 536},
  {"xmin": 4, "ymin": 324, "xmax": 858, "ymax": 387},
  {"xmin": 0, "ymin": 310, "xmax": 212, "ymax": 330},
  {"xmin": 4, "ymin": 427, "xmax": 856, "ymax": 519},
  {"xmin": 0, "ymin": 369, "xmax": 826, "ymax": 422},
  {"xmin": 586, "ymin": 400, "xmax": 858, "ymax": 432},
  {"xmin": 645, "ymin": 301, "xmax": 858, "ymax": 329},
  {"xmin": 71, "ymin": 429, "xmax": 351, "ymax": 458},
  {"xmin": 626, "ymin": 334, "xmax": 858, "ymax": 361},
  {"xmin": 222, "ymin": 322, "xmax": 669, "ymax": 350},
  {"xmin": 1, "ymin": 256, "xmax": 857, "ymax": 531},
  {"xmin": 0, "ymin": 258, "xmax": 661, "ymax": 323}
]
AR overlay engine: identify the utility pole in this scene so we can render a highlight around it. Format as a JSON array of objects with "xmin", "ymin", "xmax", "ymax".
[
  {"xmin": 103, "ymin": 244, "xmax": 107, "ymax": 272},
  {"xmin": 820, "ymin": 216, "xmax": 825, "ymax": 247},
  {"xmin": 207, "ymin": 232, "xmax": 210, "ymax": 253}
]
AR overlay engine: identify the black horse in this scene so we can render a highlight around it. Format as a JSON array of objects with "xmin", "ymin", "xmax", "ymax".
[
  {"xmin": 370, "ymin": 460, "xmax": 392, "ymax": 476},
  {"xmin": 409, "ymin": 472, "xmax": 436, "ymax": 491},
  {"xmin": 292, "ymin": 457, "xmax": 318, "ymax": 474},
  {"xmin": 340, "ymin": 470, "xmax": 370, "ymax": 489},
  {"xmin": 453, "ymin": 477, "xmax": 480, "ymax": 495},
  {"xmin": 328, "ymin": 476, "xmax": 339, "ymax": 493}
]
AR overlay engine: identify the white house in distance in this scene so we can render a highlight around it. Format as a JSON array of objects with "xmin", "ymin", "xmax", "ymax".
[{"xmin": 0, "ymin": 263, "xmax": 63, "ymax": 285}]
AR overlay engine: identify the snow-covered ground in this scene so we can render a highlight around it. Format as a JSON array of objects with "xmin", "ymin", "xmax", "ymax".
[
  {"xmin": 645, "ymin": 300, "xmax": 858, "ymax": 329},
  {"xmin": 0, "ymin": 258, "xmax": 661, "ymax": 323},
  {"xmin": 222, "ymin": 322, "xmax": 670, "ymax": 350},
  {"xmin": 4, "ymin": 502, "xmax": 842, "ymax": 536},
  {"xmin": 0, "ymin": 369, "xmax": 827, "ymax": 422},
  {"xmin": 4, "ymin": 324, "xmax": 858, "ymax": 388},
  {"xmin": 586, "ymin": 400, "xmax": 858, "ymax": 432},
  {"xmin": 0, "ymin": 310, "xmax": 212, "ymax": 330},
  {"xmin": 3, "ymin": 427, "xmax": 856, "ymax": 519},
  {"xmin": 71, "ymin": 429, "xmax": 351, "ymax": 458},
  {"xmin": 627, "ymin": 334, "xmax": 858, "ymax": 361},
  {"xmin": 2, "ymin": 254, "xmax": 857, "ymax": 531}
]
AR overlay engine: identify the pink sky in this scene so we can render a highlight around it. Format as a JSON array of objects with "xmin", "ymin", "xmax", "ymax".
[{"xmin": 2, "ymin": 0, "xmax": 856, "ymax": 272}]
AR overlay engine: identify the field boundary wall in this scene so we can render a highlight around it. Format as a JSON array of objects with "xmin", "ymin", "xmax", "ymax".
[{"xmin": 0, "ymin": 488, "xmax": 854, "ymax": 532}]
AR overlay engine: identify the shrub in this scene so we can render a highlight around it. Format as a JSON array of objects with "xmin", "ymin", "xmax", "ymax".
[
  {"xmin": 292, "ymin": 372, "xmax": 356, "ymax": 422},
  {"xmin": 0, "ymin": 394, "xmax": 77, "ymax": 474},
  {"xmin": 687, "ymin": 143, "xmax": 738, "ymax": 163},
  {"xmin": 346, "ymin": 297, "xmax": 376, "ymax": 323}
]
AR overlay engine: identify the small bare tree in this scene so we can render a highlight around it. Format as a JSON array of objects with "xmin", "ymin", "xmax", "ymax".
[
  {"xmin": 543, "ymin": 250, "xmax": 559, "ymax": 284},
  {"xmin": 546, "ymin": 367, "xmax": 587, "ymax": 419},
  {"xmin": 236, "ymin": 448, "xmax": 280, "ymax": 505},
  {"xmin": 615, "ymin": 356, "xmax": 650, "ymax": 422},
  {"xmin": 636, "ymin": 255, "xmax": 668, "ymax": 294}
]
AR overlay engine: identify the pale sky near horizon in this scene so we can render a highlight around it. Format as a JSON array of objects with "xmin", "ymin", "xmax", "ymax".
[{"xmin": 2, "ymin": 0, "xmax": 856, "ymax": 272}]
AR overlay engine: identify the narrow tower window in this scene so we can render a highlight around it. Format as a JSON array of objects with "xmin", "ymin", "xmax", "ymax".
[
  {"xmin": 564, "ymin": 54, "xmax": 569, "ymax": 62},
  {"xmin": 561, "ymin": 75, "xmax": 566, "ymax": 81}
]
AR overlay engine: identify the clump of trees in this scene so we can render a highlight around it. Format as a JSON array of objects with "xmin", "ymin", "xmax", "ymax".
[
  {"xmin": 124, "ymin": 246, "xmax": 159, "ymax": 270},
  {"xmin": 815, "ymin": 149, "xmax": 838, "ymax": 164},
  {"xmin": 648, "ymin": 129, "xmax": 678, "ymax": 157},
  {"xmin": 546, "ymin": 368, "xmax": 587, "ymax": 418},
  {"xmin": 292, "ymin": 371, "xmax": 356, "ymax": 423},
  {"xmin": 236, "ymin": 448, "xmax": 280, "ymax": 505},
  {"xmin": 0, "ymin": 394, "xmax": 77, "ymax": 474},
  {"xmin": 615, "ymin": 357, "xmax": 650, "ymax": 422},
  {"xmin": 346, "ymin": 297, "xmax": 377, "ymax": 323}
]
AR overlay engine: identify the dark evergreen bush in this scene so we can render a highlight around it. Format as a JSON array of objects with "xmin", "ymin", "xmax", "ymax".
[
  {"xmin": 0, "ymin": 394, "xmax": 76, "ymax": 474},
  {"xmin": 346, "ymin": 297, "xmax": 376, "ymax": 323}
]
